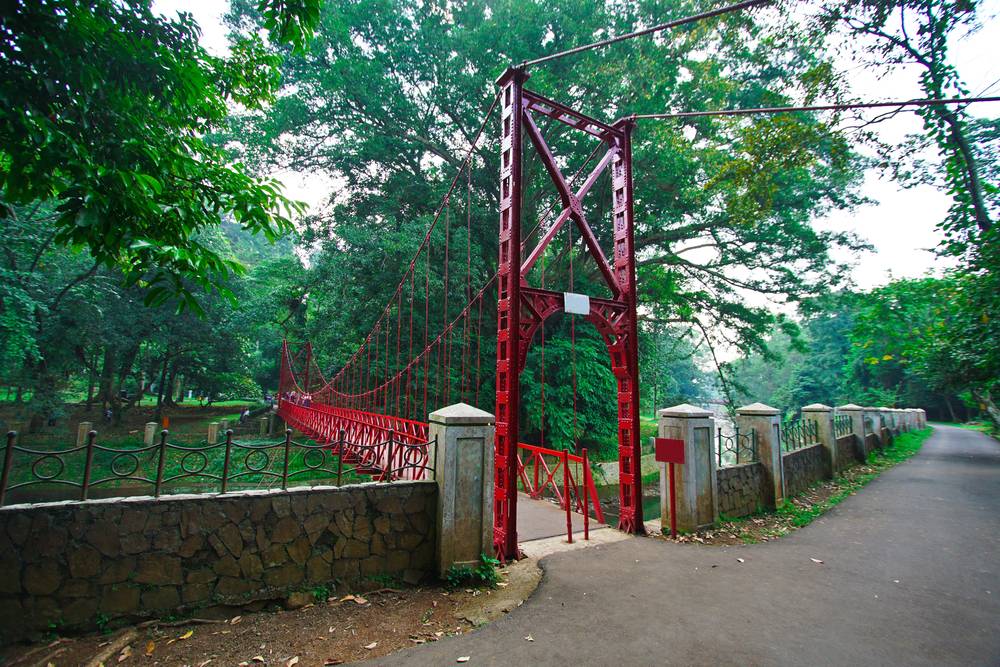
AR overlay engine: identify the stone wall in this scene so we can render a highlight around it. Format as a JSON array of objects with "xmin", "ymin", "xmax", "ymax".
[
  {"xmin": 716, "ymin": 463, "xmax": 769, "ymax": 519},
  {"xmin": 0, "ymin": 481, "xmax": 436, "ymax": 643},
  {"xmin": 781, "ymin": 444, "xmax": 829, "ymax": 497},
  {"xmin": 834, "ymin": 434, "xmax": 861, "ymax": 471},
  {"xmin": 863, "ymin": 432, "xmax": 881, "ymax": 460}
]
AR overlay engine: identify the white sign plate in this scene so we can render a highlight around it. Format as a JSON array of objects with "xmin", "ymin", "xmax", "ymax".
[{"xmin": 563, "ymin": 292, "xmax": 590, "ymax": 316}]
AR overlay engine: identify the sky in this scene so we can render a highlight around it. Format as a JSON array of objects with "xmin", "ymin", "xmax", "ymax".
[{"xmin": 155, "ymin": 0, "xmax": 1000, "ymax": 291}]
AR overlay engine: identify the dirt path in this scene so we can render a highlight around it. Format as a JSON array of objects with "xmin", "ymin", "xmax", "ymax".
[{"xmin": 1, "ymin": 562, "xmax": 541, "ymax": 667}]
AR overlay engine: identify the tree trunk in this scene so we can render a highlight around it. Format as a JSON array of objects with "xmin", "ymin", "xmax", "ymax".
[
  {"xmin": 944, "ymin": 395, "xmax": 958, "ymax": 423},
  {"xmin": 163, "ymin": 366, "xmax": 178, "ymax": 407},
  {"xmin": 85, "ymin": 350, "xmax": 98, "ymax": 411},
  {"xmin": 972, "ymin": 389, "xmax": 1000, "ymax": 431},
  {"xmin": 155, "ymin": 356, "xmax": 169, "ymax": 421}
]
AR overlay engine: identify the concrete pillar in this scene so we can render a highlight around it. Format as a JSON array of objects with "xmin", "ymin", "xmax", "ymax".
[
  {"xmin": 877, "ymin": 408, "xmax": 891, "ymax": 447},
  {"xmin": 268, "ymin": 412, "xmax": 284, "ymax": 436},
  {"xmin": 836, "ymin": 404, "xmax": 866, "ymax": 462},
  {"xmin": 802, "ymin": 403, "xmax": 835, "ymax": 476},
  {"xmin": 143, "ymin": 422, "xmax": 157, "ymax": 446},
  {"xmin": 657, "ymin": 404, "xmax": 717, "ymax": 533},
  {"xmin": 76, "ymin": 422, "xmax": 93, "ymax": 446},
  {"xmin": 259, "ymin": 417, "xmax": 269, "ymax": 437},
  {"xmin": 918, "ymin": 409, "xmax": 927, "ymax": 428},
  {"xmin": 207, "ymin": 422, "xmax": 220, "ymax": 445},
  {"xmin": 736, "ymin": 403, "xmax": 783, "ymax": 507},
  {"xmin": 428, "ymin": 403, "xmax": 494, "ymax": 578},
  {"xmin": 219, "ymin": 419, "xmax": 229, "ymax": 433}
]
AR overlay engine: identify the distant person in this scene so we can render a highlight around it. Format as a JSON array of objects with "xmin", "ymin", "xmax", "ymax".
[
  {"xmin": 303, "ymin": 394, "xmax": 312, "ymax": 407},
  {"xmin": 239, "ymin": 408, "xmax": 250, "ymax": 424},
  {"xmin": 103, "ymin": 407, "xmax": 113, "ymax": 423}
]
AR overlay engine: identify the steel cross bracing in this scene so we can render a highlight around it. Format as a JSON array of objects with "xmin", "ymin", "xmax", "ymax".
[{"xmin": 493, "ymin": 66, "xmax": 643, "ymax": 560}]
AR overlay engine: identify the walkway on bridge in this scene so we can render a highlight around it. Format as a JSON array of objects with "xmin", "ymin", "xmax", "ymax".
[{"xmin": 377, "ymin": 424, "xmax": 1000, "ymax": 666}]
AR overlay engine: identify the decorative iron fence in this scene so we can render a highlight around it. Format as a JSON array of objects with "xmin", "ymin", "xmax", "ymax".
[
  {"xmin": 716, "ymin": 427, "xmax": 758, "ymax": 467},
  {"xmin": 0, "ymin": 428, "xmax": 435, "ymax": 507},
  {"xmin": 834, "ymin": 414, "xmax": 852, "ymax": 438},
  {"xmin": 780, "ymin": 419, "xmax": 819, "ymax": 452}
]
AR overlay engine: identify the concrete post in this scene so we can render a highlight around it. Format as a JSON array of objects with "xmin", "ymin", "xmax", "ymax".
[
  {"xmin": 219, "ymin": 419, "xmax": 229, "ymax": 433},
  {"xmin": 918, "ymin": 409, "xmax": 927, "ymax": 428},
  {"xmin": 428, "ymin": 403, "xmax": 494, "ymax": 578},
  {"xmin": 802, "ymin": 403, "xmax": 835, "ymax": 476},
  {"xmin": 657, "ymin": 404, "xmax": 717, "ymax": 533},
  {"xmin": 207, "ymin": 422, "xmax": 220, "ymax": 445},
  {"xmin": 76, "ymin": 422, "xmax": 93, "ymax": 446},
  {"xmin": 259, "ymin": 417, "xmax": 269, "ymax": 437},
  {"xmin": 877, "ymin": 408, "xmax": 891, "ymax": 447},
  {"xmin": 143, "ymin": 422, "xmax": 157, "ymax": 446},
  {"xmin": 736, "ymin": 403, "xmax": 783, "ymax": 507},
  {"xmin": 268, "ymin": 412, "xmax": 285, "ymax": 436},
  {"xmin": 836, "ymin": 404, "xmax": 866, "ymax": 462}
]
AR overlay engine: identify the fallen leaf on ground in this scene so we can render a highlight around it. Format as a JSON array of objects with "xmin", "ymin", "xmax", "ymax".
[
  {"xmin": 118, "ymin": 645, "xmax": 132, "ymax": 662},
  {"xmin": 230, "ymin": 616, "xmax": 242, "ymax": 625},
  {"xmin": 810, "ymin": 558, "xmax": 824, "ymax": 564},
  {"xmin": 251, "ymin": 657, "xmax": 265, "ymax": 663},
  {"xmin": 353, "ymin": 596, "xmax": 368, "ymax": 605},
  {"xmin": 179, "ymin": 630, "xmax": 194, "ymax": 640},
  {"xmin": 364, "ymin": 642, "xmax": 378, "ymax": 650},
  {"xmin": 286, "ymin": 657, "xmax": 299, "ymax": 666},
  {"xmin": 324, "ymin": 660, "xmax": 344, "ymax": 666},
  {"xmin": 340, "ymin": 595, "xmax": 356, "ymax": 602},
  {"xmin": 457, "ymin": 657, "xmax": 470, "ymax": 663},
  {"xmin": 524, "ymin": 635, "xmax": 534, "ymax": 642},
  {"xmin": 197, "ymin": 660, "xmax": 212, "ymax": 667},
  {"xmin": 328, "ymin": 626, "xmax": 335, "ymax": 633},
  {"xmin": 145, "ymin": 641, "xmax": 155, "ymax": 657},
  {"xmin": 737, "ymin": 558, "xmax": 745, "ymax": 563}
]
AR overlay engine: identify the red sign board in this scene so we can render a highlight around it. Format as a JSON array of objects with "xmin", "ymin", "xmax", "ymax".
[{"xmin": 654, "ymin": 437, "xmax": 685, "ymax": 464}]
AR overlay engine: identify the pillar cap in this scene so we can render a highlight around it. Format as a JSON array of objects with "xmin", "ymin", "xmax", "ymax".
[
  {"xmin": 429, "ymin": 402, "xmax": 495, "ymax": 425},
  {"xmin": 658, "ymin": 403, "xmax": 712, "ymax": 418},
  {"xmin": 736, "ymin": 402, "xmax": 779, "ymax": 416},
  {"xmin": 836, "ymin": 403, "xmax": 863, "ymax": 411},
  {"xmin": 801, "ymin": 403, "xmax": 832, "ymax": 412}
]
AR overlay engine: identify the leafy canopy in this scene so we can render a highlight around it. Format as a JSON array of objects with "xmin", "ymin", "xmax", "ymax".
[{"xmin": 0, "ymin": 0, "xmax": 318, "ymax": 310}]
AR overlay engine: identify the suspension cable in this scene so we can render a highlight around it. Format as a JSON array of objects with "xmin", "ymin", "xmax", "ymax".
[
  {"xmin": 634, "ymin": 95, "xmax": 1000, "ymax": 120},
  {"xmin": 523, "ymin": 0, "xmax": 772, "ymax": 67}
]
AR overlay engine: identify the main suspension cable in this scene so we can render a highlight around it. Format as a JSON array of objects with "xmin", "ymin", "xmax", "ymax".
[
  {"xmin": 634, "ymin": 95, "xmax": 1000, "ymax": 119},
  {"xmin": 523, "ymin": 0, "xmax": 773, "ymax": 67}
]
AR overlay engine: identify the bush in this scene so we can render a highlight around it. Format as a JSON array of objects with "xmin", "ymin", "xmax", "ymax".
[{"xmin": 444, "ymin": 553, "xmax": 501, "ymax": 589}]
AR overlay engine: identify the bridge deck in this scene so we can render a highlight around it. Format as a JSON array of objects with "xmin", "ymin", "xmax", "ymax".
[{"xmin": 516, "ymin": 492, "xmax": 606, "ymax": 542}]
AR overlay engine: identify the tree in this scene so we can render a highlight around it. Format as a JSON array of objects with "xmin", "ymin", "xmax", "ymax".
[
  {"xmin": 0, "ymin": 0, "xmax": 319, "ymax": 309},
  {"xmin": 815, "ymin": 0, "xmax": 996, "ymax": 253},
  {"xmin": 224, "ymin": 0, "xmax": 869, "ymax": 443}
]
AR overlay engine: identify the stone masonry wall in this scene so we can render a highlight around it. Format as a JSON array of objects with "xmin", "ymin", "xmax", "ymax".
[
  {"xmin": 0, "ymin": 481, "xmax": 436, "ymax": 643},
  {"xmin": 782, "ymin": 444, "xmax": 829, "ymax": 497},
  {"xmin": 834, "ymin": 434, "xmax": 861, "ymax": 471},
  {"xmin": 716, "ymin": 463, "xmax": 769, "ymax": 518}
]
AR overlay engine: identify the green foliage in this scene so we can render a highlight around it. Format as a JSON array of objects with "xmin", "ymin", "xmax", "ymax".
[
  {"xmin": 444, "ymin": 553, "xmax": 501, "ymax": 590},
  {"xmin": 311, "ymin": 584, "xmax": 330, "ymax": 601},
  {"xmin": 0, "ymin": 0, "xmax": 316, "ymax": 309}
]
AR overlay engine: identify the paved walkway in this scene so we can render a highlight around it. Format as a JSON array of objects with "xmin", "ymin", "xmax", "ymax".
[
  {"xmin": 516, "ymin": 492, "xmax": 603, "ymax": 542},
  {"xmin": 378, "ymin": 425, "xmax": 1000, "ymax": 666}
]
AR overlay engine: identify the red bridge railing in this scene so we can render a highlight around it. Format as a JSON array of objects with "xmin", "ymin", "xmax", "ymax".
[
  {"xmin": 279, "ymin": 400, "xmax": 604, "ymax": 533},
  {"xmin": 516, "ymin": 442, "xmax": 605, "ymax": 525},
  {"xmin": 278, "ymin": 401, "xmax": 430, "ymax": 480}
]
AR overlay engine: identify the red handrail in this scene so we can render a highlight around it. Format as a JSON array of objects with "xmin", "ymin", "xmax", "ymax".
[{"xmin": 516, "ymin": 441, "xmax": 605, "ymax": 524}]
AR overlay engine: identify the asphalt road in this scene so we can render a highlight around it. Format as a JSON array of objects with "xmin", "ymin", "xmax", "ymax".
[{"xmin": 376, "ymin": 425, "xmax": 1000, "ymax": 666}]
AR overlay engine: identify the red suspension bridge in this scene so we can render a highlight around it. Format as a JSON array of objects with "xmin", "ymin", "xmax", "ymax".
[{"xmin": 278, "ymin": 65, "xmax": 635, "ymax": 560}]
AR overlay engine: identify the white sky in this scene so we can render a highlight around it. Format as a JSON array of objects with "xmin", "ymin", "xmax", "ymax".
[{"xmin": 156, "ymin": 0, "xmax": 1000, "ymax": 290}]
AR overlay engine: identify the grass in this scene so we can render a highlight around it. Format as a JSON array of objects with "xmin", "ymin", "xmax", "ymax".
[{"xmin": 700, "ymin": 427, "xmax": 933, "ymax": 544}]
